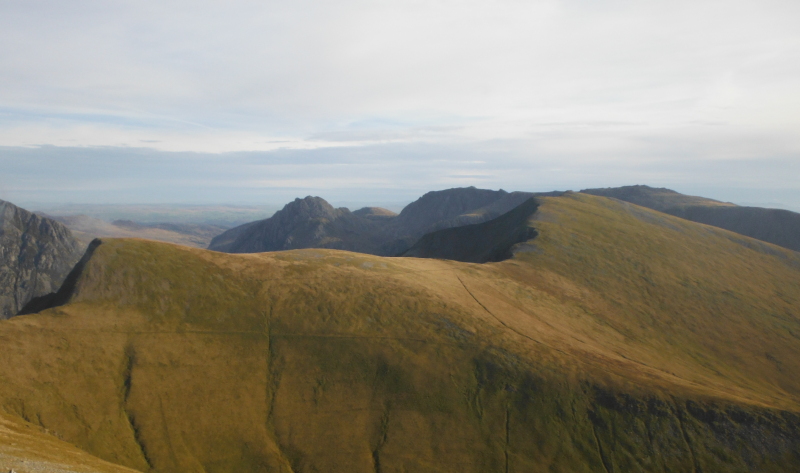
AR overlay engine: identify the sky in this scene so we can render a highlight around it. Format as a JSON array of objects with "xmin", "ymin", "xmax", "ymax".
[{"xmin": 1, "ymin": 0, "xmax": 799, "ymax": 209}]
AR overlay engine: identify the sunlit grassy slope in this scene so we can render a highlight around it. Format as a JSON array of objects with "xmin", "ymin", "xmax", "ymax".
[
  {"xmin": 1, "ymin": 192, "xmax": 799, "ymax": 472},
  {"xmin": 0, "ymin": 412, "xmax": 140, "ymax": 473}
]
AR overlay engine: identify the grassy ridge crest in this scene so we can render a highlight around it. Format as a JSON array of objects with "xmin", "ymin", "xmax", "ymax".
[{"xmin": 0, "ymin": 193, "xmax": 798, "ymax": 471}]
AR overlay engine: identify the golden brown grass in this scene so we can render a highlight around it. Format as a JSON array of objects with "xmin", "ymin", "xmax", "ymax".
[
  {"xmin": 0, "ymin": 413, "xmax": 140, "ymax": 473},
  {"xmin": 0, "ymin": 192, "xmax": 798, "ymax": 472}
]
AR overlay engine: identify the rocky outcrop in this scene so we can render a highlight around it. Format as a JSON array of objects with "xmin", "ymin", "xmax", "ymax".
[
  {"xmin": 402, "ymin": 198, "xmax": 540, "ymax": 263},
  {"xmin": 208, "ymin": 197, "xmax": 387, "ymax": 254},
  {"xmin": 0, "ymin": 199, "xmax": 83, "ymax": 318},
  {"xmin": 209, "ymin": 188, "xmax": 562, "ymax": 257},
  {"xmin": 387, "ymin": 187, "xmax": 511, "ymax": 237}
]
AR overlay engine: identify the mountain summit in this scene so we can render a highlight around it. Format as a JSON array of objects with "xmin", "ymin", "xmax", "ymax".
[{"xmin": 209, "ymin": 196, "xmax": 386, "ymax": 254}]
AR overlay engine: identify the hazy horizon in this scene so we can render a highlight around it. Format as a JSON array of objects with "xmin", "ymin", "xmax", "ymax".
[
  {"xmin": 15, "ymin": 183, "xmax": 800, "ymax": 215},
  {"xmin": 2, "ymin": 0, "xmax": 798, "ymax": 211}
]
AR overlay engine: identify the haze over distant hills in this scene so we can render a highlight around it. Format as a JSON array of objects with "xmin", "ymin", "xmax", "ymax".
[
  {"xmin": 209, "ymin": 185, "xmax": 800, "ymax": 261},
  {"xmin": 30, "ymin": 203, "xmax": 279, "ymax": 228},
  {"xmin": 2, "ymin": 192, "xmax": 799, "ymax": 472},
  {"xmin": 43, "ymin": 214, "xmax": 227, "ymax": 249},
  {"xmin": 582, "ymin": 185, "xmax": 800, "ymax": 252}
]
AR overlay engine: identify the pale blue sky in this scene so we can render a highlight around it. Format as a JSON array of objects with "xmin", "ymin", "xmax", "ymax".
[{"xmin": 1, "ymin": 0, "xmax": 799, "ymax": 209}]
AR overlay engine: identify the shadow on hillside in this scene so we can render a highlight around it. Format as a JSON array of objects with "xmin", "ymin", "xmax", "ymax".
[{"xmin": 401, "ymin": 198, "xmax": 540, "ymax": 263}]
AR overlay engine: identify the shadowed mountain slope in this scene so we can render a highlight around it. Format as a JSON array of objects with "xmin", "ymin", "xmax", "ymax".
[
  {"xmin": 666, "ymin": 205, "xmax": 800, "ymax": 252},
  {"xmin": 582, "ymin": 185, "xmax": 800, "ymax": 252},
  {"xmin": 2, "ymin": 193, "xmax": 800, "ymax": 472},
  {"xmin": 208, "ymin": 196, "xmax": 386, "ymax": 254},
  {"xmin": 580, "ymin": 185, "xmax": 733, "ymax": 212},
  {"xmin": 387, "ymin": 186, "xmax": 510, "ymax": 236},
  {"xmin": 209, "ymin": 187, "xmax": 556, "ymax": 256},
  {"xmin": 395, "ymin": 190, "xmax": 557, "ymax": 236},
  {"xmin": 0, "ymin": 199, "xmax": 83, "ymax": 319},
  {"xmin": 403, "ymin": 198, "xmax": 540, "ymax": 263}
]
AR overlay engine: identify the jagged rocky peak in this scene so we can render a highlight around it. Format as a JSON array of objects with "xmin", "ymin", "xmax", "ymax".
[
  {"xmin": 208, "ymin": 187, "xmax": 537, "ymax": 257},
  {"xmin": 385, "ymin": 186, "xmax": 509, "ymax": 238},
  {"xmin": 208, "ymin": 196, "xmax": 383, "ymax": 254},
  {"xmin": 397, "ymin": 187, "xmax": 508, "ymax": 221},
  {"xmin": 0, "ymin": 199, "xmax": 83, "ymax": 318},
  {"xmin": 278, "ymin": 196, "xmax": 343, "ymax": 221}
]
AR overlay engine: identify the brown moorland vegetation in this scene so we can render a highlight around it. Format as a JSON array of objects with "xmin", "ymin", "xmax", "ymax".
[
  {"xmin": 0, "ymin": 192, "xmax": 799, "ymax": 472},
  {"xmin": 582, "ymin": 185, "xmax": 800, "ymax": 252},
  {"xmin": 0, "ymin": 413, "xmax": 140, "ymax": 473}
]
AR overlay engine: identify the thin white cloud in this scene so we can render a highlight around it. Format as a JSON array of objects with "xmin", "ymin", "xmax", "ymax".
[
  {"xmin": 0, "ymin": 0, "xmax": 798, "ymax": 208},
  {"xmin": 1, "ymin": 0, "xmax": 798, "ymax": 146}
]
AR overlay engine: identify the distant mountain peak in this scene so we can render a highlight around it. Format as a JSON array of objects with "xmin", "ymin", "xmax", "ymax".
[
  {"xmin": 208, "ymin": 187, "xmax": 551, "ymax": 257},
  {"xmin": 403, "ymin": 198, "xmax": 540, "ymax": 263},
  {"xmin": 208, "ymin": 196, "xmax": 378, "ymax": 254},
  {"xmin": 278, "ymin": 196, "xmax": 341, "ymax": 220},
  {"xmin": 580, "ymin": 185, "xmax": 731, "ymax": 211},
  {"xmin": 588, "ymin": 184, "xmax": 679, "ymax": 194},
  {"xmin": 397, "ymin": 187, "xmax": 508, "ymax": 219}
]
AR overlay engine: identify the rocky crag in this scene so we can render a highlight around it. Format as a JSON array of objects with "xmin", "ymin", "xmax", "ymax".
[
  {"xmin": 207, "ymin": 196, "xmax": 388, "ymax": 254},
  {"xmin": 209, "ymin": 187, "xmax": 562, "ymax": 256},
  {"xmin": 0, "ymin": 199, "xmax": 83, "ymax": 319},
  {"xmin": 402, "ymin": 197, "xmax": 541, "ymax": 263}
]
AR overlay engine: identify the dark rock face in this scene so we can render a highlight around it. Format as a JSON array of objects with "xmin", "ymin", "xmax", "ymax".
[
  {"xmin": 402, "ymin": 198, "xmax": 540, "ymax": 263},
  {"xmin": 388, "ymin": 187, "xmax": 511, "ymax": 237},
  {"xmin": 581, "ymin": 185, "xmax": 800, "ymax": 252},
  {"xmin": 209, "ymin": 188, "xmax": 560, "ymax": 257},
  {"xmin": 0, "ymin": 199, "xmax": 83, "ymax": 318},
  {"xmin": 209, "ymin": 197, "xmax": 387, "ymax": 254},
  {"xmin": 667, "ymin": 205, "xmax": 800, "ymax": 252}
]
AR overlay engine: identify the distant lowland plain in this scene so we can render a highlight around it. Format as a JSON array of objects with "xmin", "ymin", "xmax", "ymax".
[{"xmin": 1, "ymin": 185, "xmax": 799, "ymax": 472}]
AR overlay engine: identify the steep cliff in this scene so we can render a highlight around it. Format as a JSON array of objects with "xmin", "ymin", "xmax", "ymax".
[{"xmin": 0, "ymin": 199, "xmax": 82, "ymax": 318}]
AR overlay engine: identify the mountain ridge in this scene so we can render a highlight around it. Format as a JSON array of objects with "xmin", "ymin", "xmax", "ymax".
[
  {"xmin": 3, "ymin": 192, "xmax": 799, "ymax": 471},
  {"xmin": 582, "ymin": 185, "xmax": 800, "ymax": 252},
  {"xmin": 209, "ymin": 187, "xmax": 564, "ymax": 257},
  {"xmin": 209, "ymin": 196, "xmax": 387, "ymax": 254},
  {"xmin": 402, "ymin": 197, "xmax": 540, "ymax": 263}
]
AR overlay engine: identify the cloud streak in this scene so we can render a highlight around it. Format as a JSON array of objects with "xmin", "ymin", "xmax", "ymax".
[{"xmin": 0, "ymin": 0, "xmax": 798, "ymax": 208}]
